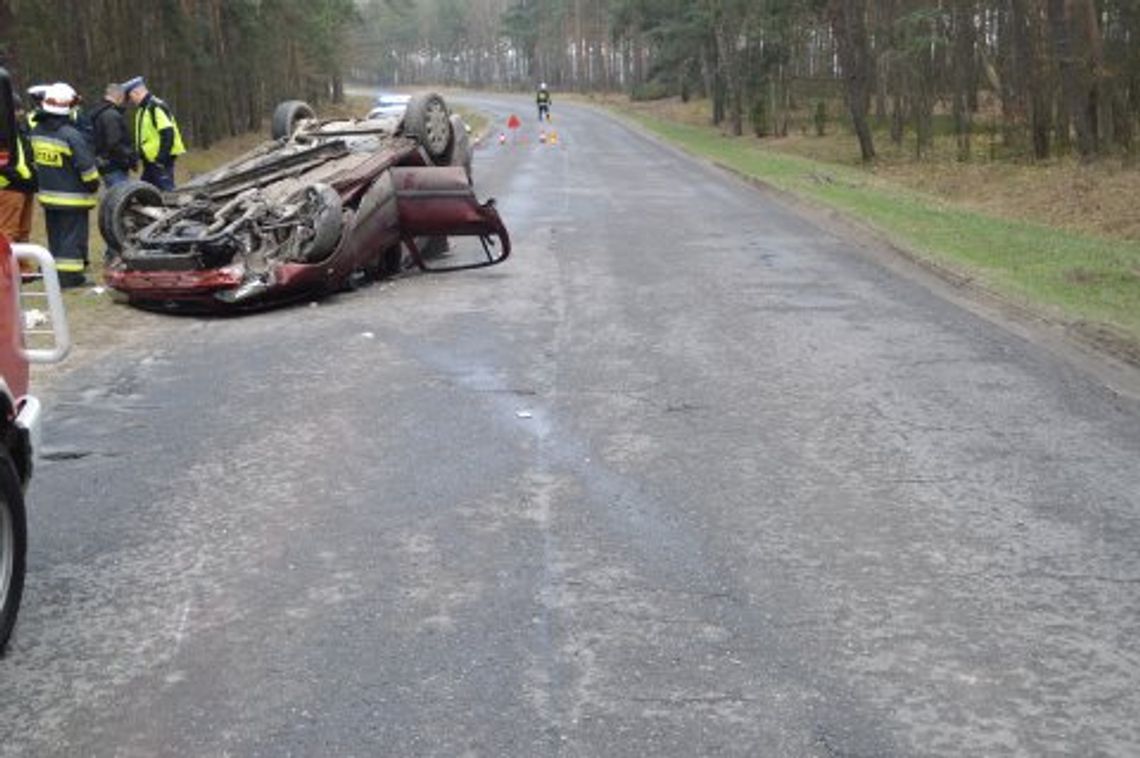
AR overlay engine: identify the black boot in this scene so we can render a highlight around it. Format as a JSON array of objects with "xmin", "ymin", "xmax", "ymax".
[{"xmin": 59, "ymin": 271, "xmax": 88, "ymax": 289}]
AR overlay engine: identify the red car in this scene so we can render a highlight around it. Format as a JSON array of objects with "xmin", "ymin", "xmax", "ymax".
[
  {"xmin": 2, "ymin": 67, "xmax": 71, "ymax": 651},
  {"xmin": 0, "ymin": 238, "xmax": 69, "ymax": 652},
  {"xmin": 102, "ymin": 93, "xmax": 509, "ymax": 311}
]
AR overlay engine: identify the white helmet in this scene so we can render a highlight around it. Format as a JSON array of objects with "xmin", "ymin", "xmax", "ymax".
[
  {"xmin": 42, "ymin": 82, "xmax": 77, "ymax": 115},
  {"xmin": 540, "ymin": 82, "xmax": 547, "ymax": 90}
]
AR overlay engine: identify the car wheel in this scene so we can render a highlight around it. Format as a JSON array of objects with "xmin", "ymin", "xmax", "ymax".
[
  {"xmin": 272, "ymin": 100, "xmax": 317, "ymax": 141},
  {"xmin": 449, "ymin": 114, "xmax": 473, "ymax": 184},
  {"xmin": 297, "ymin": 184, "xmax": 344, "ymax": 262},
  {"xmin": 0, "ymin": 451, "xmax": 27, "ymax": 654},
  {"xmin": 99, "ymin": 179, "xmax": 164, "ymax": 253},
  {"xmin": 403, "ymin": 93, "xmax": 454, "ymax": 164}
]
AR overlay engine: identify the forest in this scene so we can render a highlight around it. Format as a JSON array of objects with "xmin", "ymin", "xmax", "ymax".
[
  {"xmin": 356, "ymin": 0, "xmax": 1137, "ymax": 163},
  {"xmin": 0, "ymin": 0, "xmax": 357, "ymax": 146},
  {"xmin": 0, "ymin": 0, "xmax": 1134, "ymax": 163}
]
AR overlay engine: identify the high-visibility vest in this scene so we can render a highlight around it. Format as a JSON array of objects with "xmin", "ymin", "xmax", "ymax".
[
  {"xmin": 0, "ymin": 134, "xmax": 34, "ymax": 190},
  {"xmin": 134, "ymin": 96, "xmax": 186, "ymax": 163}
]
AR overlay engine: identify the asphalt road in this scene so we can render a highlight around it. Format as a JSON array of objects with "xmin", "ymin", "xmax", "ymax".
[{"xmin": 3, "ymin": 93, "xmax": 1140, "ymax": 757}]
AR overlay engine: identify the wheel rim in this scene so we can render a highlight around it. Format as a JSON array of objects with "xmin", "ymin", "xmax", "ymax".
[
  {"xmin": 423, "ymin": 100, "xmax": 450, "ymax": 157},
  {"xmin": 117, "ymin": 196, "xmax": 158, "ymax": 247},
  {"xmin": 0, "ymin": 498, "xmax": 12, "ymax": 614}
]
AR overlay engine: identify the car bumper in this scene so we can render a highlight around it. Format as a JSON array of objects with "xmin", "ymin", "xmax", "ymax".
[
  {"xmin": 14, "ymin": 395, "xmax": 41, "ymax": 484},
  {"xmin": 105, "ymin": 267, "xmax": 246, "ymax": 299},
  {"xmin": 105, "ymin": 259, "xmax": 340, "ymax": 311}
]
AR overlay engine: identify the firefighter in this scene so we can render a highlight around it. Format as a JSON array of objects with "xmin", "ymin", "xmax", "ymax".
[
  {"xmin": 0, "ymin": 94, "xmax": 37, "ymax": 245},
  {"xmin": 537, "ymin": 82, "xmax": 551, "ymax": 122},
  {"xmin": 30, "ymin": 82, "xmax": 99, "ymax": 287},
  {"xmin": 24, "ymin": 84, "xmax": 48, "ymax": 129},
  {"xmin": 26, "ymin": 84, "xmax": 90, "ymax": 138},
  {"xmin": 122, "ymin": 76, "xmax": 184, "ymax": 191}
]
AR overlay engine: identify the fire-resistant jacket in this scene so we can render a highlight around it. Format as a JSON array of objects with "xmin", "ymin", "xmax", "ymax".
[
  {"xmin": 0, "ymin": 128, "xmax": 36, "ymax": 193},
  {"xmin": 30, "ymin": 113, "xmax": 100, "ymax": 209},
  {"xmin": 134, "ymin": 94, "xmax": 185, "ymax": 164}
]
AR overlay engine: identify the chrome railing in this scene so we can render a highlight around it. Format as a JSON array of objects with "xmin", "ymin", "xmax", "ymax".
[{"xmin": 12, "ymin": 244, "xmax": 70, "ymax": 364}]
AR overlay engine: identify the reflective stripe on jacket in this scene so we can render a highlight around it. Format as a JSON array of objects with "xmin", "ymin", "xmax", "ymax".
[
  {"xmin": 134, "ymin": 95, "xmax": 186, "ymax": 163},
  {"xmin": 0, "ymin": 132, "xmax": 35, "ymax": 191},
  {"xmin": 30, "ymin": 116, "xmax": 100, "ymax": 209}
]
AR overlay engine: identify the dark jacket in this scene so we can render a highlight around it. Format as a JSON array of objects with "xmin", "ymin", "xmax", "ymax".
[
  {"xmin": 88, "ymin": 100, "xmax": 137, "ymax": 174},
  {"xmin": 30, "ymin": 113, "xmax": 100, "ymax": 209}
]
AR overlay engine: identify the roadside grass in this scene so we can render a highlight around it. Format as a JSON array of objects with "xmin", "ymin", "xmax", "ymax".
[{"xmin": 614, "ymin": 106, "xmax": 1140, "ymax": 351}]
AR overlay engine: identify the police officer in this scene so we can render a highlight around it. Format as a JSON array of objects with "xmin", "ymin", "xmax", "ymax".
[
  {"xmin": 0, "ymin": 94, "xmax": 37, "ymax": 245},
  {"xmin": 122, "ymin": 76, "xmax": 184, "ymax": 191},
  {"xmin": 30, "ymin": 82, "xmax": 99, "ymax": 287}
]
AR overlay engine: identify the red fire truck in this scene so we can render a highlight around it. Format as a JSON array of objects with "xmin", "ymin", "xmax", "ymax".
[{"xmin": 1, "ymin": 66, "xmax": 70, "ymax": 652}]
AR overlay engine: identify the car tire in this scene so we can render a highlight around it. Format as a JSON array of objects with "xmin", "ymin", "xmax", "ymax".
[
  {"xmin": 403, "ymin": 93, "xmax": 454, "ymax": 164},
  {"xmin": 99, "ymin": 179, "xmax": 164, "ymax": 252},
  {"xmin": 297, "ymin": 184, "xmax": 344, "ymax": 262},
  {"xmin": 272, "ymin": 100, "xmax": 317, "ymax": 141},
  {"xmin": 449, "ymin": 114, "xmax": 473, "ymax": 184},
  {"xmin": 0, "ymin": 451, "xmax": 27, "ymax": 655}
]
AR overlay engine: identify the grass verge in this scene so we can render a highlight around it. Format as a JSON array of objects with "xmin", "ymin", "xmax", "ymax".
[{"xmin": 619, "ymin": 110, "xmax": 1140, "ymax": 358}]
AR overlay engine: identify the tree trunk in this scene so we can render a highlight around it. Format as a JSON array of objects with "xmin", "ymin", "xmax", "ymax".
[
  {"xmin": 952, "ymin": 1, "xmax": 976, "ymax": 161},
  {"xmin": 1048, "ymin": 0, "xmax": 1095, "ymax": 158},
  {"xmin": 715, "ymin": 20, "xmax": 743, "ymax": 136},
  {"xmin": 831, "ymin": 0, "xmax": 876, "ymax": 161},
  {"xmin": 891, "ymin": 95, "xmax": 906, "ymax": 145},
  {"xmin": 1009, "ymin": 0, "xmax": 1051, "ymax": 159}
]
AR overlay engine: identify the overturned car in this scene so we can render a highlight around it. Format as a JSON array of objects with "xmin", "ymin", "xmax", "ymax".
[{"xmin": 101, "ymin": 93, "xmax": 508, "ymax": 311}]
